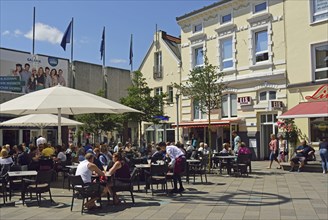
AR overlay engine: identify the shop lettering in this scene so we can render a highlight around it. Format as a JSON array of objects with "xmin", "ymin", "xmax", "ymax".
[{"xmin": 305, "ymin": 84, "xmax": 328, "ymax": 101}]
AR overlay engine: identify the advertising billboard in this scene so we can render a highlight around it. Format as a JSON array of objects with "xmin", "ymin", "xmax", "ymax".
[{"xmin": 0, "ymin": 48, "xmax": 69, "ymax": 93}]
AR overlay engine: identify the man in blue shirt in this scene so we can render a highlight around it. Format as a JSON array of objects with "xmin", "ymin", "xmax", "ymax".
[{"xmin": 290, "ymin": 140, "xmax": 315, "ymax": 172}]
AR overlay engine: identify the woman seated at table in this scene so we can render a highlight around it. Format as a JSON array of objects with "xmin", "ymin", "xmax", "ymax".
[
  {"xmin": 107, "ymin": 152, "xmax": 130, "ymax": 205},
  {"xmin": 53, "ymin": 145, "xmax": 67, "ymax": 172},
  {"xmin": 238, "ymin": 142, "xmax": 251, "ymax": 155},
  {"xmin": 151, "ymin": 146, "xmax": 165, "ymax": 163},
  {"xmin": 28, "ymin": 145, "xmax": 40, "ymax": 170},
  {"xmin": 75, "ymin": 153, "xmax": 109, "ymax": 210},
  {"xmin": 220, "ymin": 143, "xmax": 233, "ymax": 155}
]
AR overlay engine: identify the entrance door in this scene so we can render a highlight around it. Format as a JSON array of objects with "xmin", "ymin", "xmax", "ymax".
[
  {"xmin": 260, "ymin": 114, "xmax": 278, "ymax": 160},
  {"xmin": 261, "ymin": 124, "xmax": 273, "ymax": 159}
]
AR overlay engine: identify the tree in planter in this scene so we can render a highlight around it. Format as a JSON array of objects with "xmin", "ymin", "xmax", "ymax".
[
  {"xmin": 277, "ymin": 118, "xmax": 308, "ymax": 161},
  {"xmin": 174, "ymin": 56, "xmax": 225, "ymax": 169},
  {"xmin": 121, "ymin": 71, "xmax": 166, "ymax": 147},
  {"xmin": 75, "ymin": 90, "xmax": 123, "ymax": 144}
]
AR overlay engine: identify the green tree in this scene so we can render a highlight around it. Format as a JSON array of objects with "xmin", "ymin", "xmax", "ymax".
[
  {"xmin": 75, "ymin": 90, "xmax": 123, "ymax": 143},
  {"xmin": 121, "ymin": 71, "xmax": 166, "ymax": 146},
  {"xmin": 174, "ymin": 56, "xmax": 225, "ymax": 152}
]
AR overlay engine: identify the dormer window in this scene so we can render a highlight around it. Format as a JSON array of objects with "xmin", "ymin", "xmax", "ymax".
[
  {"xmin": 221, "ymin": 13, "xmax": 232, "ymax": 24},
  {"xmin": 193, "ymin": 23, "xmax": 203, "ymax": 34},
  {"xmin": 254, "ymin": 2, "xmax": 267, "ymax": 14}
]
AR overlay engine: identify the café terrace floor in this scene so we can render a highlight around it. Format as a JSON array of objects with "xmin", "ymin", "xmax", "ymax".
[{"xmin": 0, "ymin": 161, "xmax": 327, "ymax": 220}]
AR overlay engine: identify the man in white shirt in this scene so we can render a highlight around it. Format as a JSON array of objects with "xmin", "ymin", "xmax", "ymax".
[
  {"xmin": 36, "ymin": 136, "xmax": 47, "ymax": 147},
  {"xmin": 159, "ymin": 142, "xmax": 186, "ymax": 194}
]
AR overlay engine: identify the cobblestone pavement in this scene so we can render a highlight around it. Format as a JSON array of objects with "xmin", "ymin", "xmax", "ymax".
[{"xmin": 0, "ymin": 161, "xmax": 327, "ymax": 220}]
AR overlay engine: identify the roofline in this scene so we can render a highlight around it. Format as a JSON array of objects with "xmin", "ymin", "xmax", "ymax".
[{"xmin": 176, "ymin": 0, "xmax": 232, "ymax": 22}]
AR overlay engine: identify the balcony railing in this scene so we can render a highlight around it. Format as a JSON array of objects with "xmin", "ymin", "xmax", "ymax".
[{"xmin": 153, "ymin": 65, "xmax": 163, "ymax": 79}]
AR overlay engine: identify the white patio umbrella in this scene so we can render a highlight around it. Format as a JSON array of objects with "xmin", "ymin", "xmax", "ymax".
[
  {"xmin": 0, "ymin": 114, "xmax": 83, "ymax": 135},
  {"xmin": 0, "ymin": 85, "xmax": 141, "ymax": 145}
]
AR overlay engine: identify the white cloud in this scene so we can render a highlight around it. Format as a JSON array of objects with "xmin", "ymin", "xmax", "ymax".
[
  {"xmin": 2, "ymin": 30, "xmax": 10, "ymax": 36},
  {"xmin": 24, "ymin": 22, "xmax": 63, "ymax": 44},
  {"xmin": 110, "ymin": 59, "xmax": 127, "ymax": 64},
  {"xmin": 14, "ymin": 29, "xmax": 23, "ymax": 36},
  {"xmin": 79, "ymin": 37, "xmax": 89, "ymax": 44}
]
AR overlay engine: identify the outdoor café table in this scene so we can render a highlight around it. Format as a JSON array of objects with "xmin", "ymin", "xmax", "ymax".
[
  {"xmin": 134, "ymin": 164, "xmax": 151, "ymax": 191},
  {"xmin": 7, "ymin": 170, "xmax": 38, "ymax": 177},
  {"xmin": 186, "ymin": 159, "xmax": 200, "ymax": 184},
  {"xmin": 65, "ymin": 165, "xmax": 78, "ymax": 169},
  {"xmin": 7, "ymin": 171, "xmax": 38, "ymax": 201},
  {"xmin": 213, "ymin": 155, "xmax": 237, "ymax": 175}
]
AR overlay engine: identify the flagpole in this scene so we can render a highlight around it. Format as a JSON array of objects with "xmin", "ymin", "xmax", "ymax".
[
  {"xmin": 32, "ymin": 7, "xmax": 36, "ymax": 55},
  {"xmin": 71, "ymin": 17, "xmax": 75, "ymax": 89},
  {"xmin": 129, "ymin": 34, "xmax": 133, "ymax": 78},
  {"xmin": 102, "ymin": 26, "xmax": 107, "ymax": 98}
]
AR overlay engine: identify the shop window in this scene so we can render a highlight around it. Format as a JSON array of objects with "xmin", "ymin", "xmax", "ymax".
[{"xmin": 310, "ymin": 117, "xmax": 328, "ymax": 142}]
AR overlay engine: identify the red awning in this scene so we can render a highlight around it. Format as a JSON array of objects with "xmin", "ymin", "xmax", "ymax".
[
  {"xmin": 278, "ymin": 101, "xmax": 328, "ymax": 119},
  {"xmin": 172, "ymin": 119, "xmax": 238, "ymax": 128}
]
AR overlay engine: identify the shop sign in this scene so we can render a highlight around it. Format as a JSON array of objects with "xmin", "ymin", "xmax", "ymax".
[
  {"xmin": 305, "ymin": 84, "xmax": 328, "ymax": 101},
  {"xmin": 271, "ymin": 100, "xmax": 283, "ymax": 110},
  {"xmin": 238, "ymin": 96, "xmax": 252, "ymax": 105}
]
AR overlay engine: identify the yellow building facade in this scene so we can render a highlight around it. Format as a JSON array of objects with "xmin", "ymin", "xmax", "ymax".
[
  {"xmin": 176, "ymin": 0, "xmax": 289, "ymax": 159},
  {"xmin": 138, "ymin": 31, "xmax": 182, "ymax": 144},
  {"xmin": 280, "ymin": 0, "xmax": 328, "ymax": 149},
  {"xmin": 138, "ymin": 0, "xmax": 327, "ymax": 158}
]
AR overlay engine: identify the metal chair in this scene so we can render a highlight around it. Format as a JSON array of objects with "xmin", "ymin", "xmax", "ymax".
[
  {"xmin": 22, "ymin": 170, "xmax": 54, "ymax": 206},
  {"xmin": 147, "ymin": 164, "xmax": 168, "ymax": 195},
  {"xmin": 189, "ymin": 155, "xmax": 208, "ymax": 183},
  {"xmin": 112, "ymin": 167, "xmax": 138, "ymax": 204},
  {"xmin": 69, "ymin": 175, "xmax": 102, "ymax": 214}
]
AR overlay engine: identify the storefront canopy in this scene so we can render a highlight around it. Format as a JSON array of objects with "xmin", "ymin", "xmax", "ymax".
[
  {"xmin": 277, "ymin": 101, "xmax": 328, "ymax": 119},
  {"xmin": 172, "ymin": 119, "xmax": 238, "ymax": 128}
]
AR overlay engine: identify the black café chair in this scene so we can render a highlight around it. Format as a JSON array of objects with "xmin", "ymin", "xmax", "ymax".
[
  {"xmin": 147, "ymin": 164, "xmax": 168, "ymax": 195},
  {"xmin": 0, "ymin": 163, "xmax": 12, "ymax": 205},
  {"xmin": 8, "ymin": 164, "xmax": 22, "ymax": 200},
  {"xmin": 189, "ymin": 155, "xmax": 208, "ymax": 184},
  {"xmin": 69, "ymin": 175, "xmax": 102, "ymax": 214},
  {"xmin": 112, "ymin": 167, "xmax": 138, "ymax": 204},
  {"xmin": 232, "ymin": 154, "xmax": 252, "ymax": 176},
  {"xmin": 22, "ymin": 169, "xmax": 54, "ymax": 206}
]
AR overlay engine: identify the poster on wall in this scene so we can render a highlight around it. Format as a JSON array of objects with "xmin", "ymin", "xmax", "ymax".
[{"xmin": 0, "ymin": 47, "xmax": 69, "ymax": 93}]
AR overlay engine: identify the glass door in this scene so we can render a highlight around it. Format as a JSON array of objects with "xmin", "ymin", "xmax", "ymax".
[{"xmin": 260, "ymin": 114, "xmax": 278, "ymax": 160}]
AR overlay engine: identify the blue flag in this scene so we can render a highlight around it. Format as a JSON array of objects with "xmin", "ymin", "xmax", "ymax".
[
  {"xmin": 100, "ymin": 27, "xmax": 105, "ymax": 60},
  {"xmin": 129, "ymin": 34, "xmax": 133, "ymax": 65},
  {"xmin": 60, "ymin": 21, "xmax": 72, "ymax": 51}
]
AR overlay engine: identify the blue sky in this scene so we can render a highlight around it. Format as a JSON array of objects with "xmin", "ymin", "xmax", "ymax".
[{"xmin": 0, "ymin": 0, "xmax": 217, "ymax": 70}]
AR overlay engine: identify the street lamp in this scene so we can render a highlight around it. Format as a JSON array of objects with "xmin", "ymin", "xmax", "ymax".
[{"xmin": 175, "ymin": 90, "xmax": 180, "ymax": 143}]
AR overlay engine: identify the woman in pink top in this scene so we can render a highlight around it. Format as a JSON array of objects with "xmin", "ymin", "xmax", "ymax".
[
  {"xmin": 267, "ymin": 134, "xmax": 281, "ymax": 169},
  {"xmin": 238, "ymin": 142, "xmax": 251, "ymax": 155}
]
